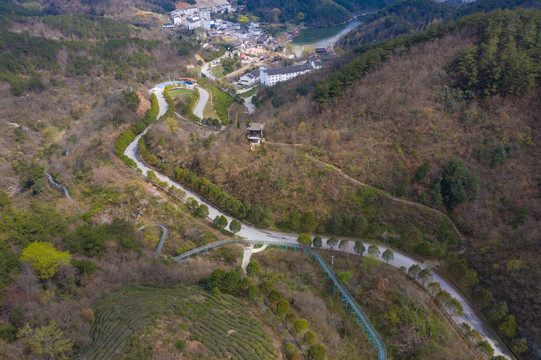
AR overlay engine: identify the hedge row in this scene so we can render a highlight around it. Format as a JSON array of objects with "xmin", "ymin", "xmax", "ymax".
[
  {"xmin": 138, "ymin": 135, "xmax": 274, "ymax": 227},
  {"xmin": 114, "ymin": 92, "xmax": 159, "ymax": 167},
  {"xmin": 161, "ymin": 84, "xmax": 178, "ymax": 120},
  {"xmin": 189, "ymin": 87, "xmax": 200, "ymax": 119}
]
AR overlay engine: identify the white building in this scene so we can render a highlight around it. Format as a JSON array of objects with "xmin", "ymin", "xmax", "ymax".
[
  {"xmin": 239, "ymin": 68, "xmax": 262, "ymax": 86},
  {"xmin": 259, "ymin": 63, "xmax": 313, "ymax": 86},
  {"xmin": 198, "ymin": 7, "xmax": 211, "ymax": 21},
  {"xmin": 212, "ymin": 4, "xmax": 233, "ymax": 13},
  {"xmin": 171, "ymin": 4, "xmax": 225, "ymax": 30},
  {"xmin": 187, "ymin": 16, "xmax": 201, "ymax": 30}
]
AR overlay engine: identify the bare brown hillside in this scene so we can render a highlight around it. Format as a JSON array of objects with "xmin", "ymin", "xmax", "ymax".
[{"xmin": 148, "ymin": 30, "xmax": 540, "ymax": 354}]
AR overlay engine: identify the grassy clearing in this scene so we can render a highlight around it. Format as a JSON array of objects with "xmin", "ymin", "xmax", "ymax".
[
  {"xmin": 239, "ymin": 87, "xmax": 257, "ymax": 98},
  {"xmin": 78, "ymin": 285, "xmax": 278, "ymax": 360},
  {"xmin": 211, "ymin": 65, "xmax": 224, "ymax": 78},
  {"xmin": 203, "ymin": 92, "xmax": 219, "ymax": 119},
  {"xmin": 198, "ymin": 78, "xmax": 234, "ymax": 124},
  {"xmin": 169, "ymin": 88, "xmax": 192, "ymax": 98}
]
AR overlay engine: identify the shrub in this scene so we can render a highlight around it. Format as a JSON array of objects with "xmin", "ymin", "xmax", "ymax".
[
  {"xmin": 293, "ymin": 319, "xmax": 308, "ymax": 334},
  {"xmin": 300, "ymin": 211, "xmax": 317, "ymax": 233},
  {"xmin": 175, "ymin": 339, "xmax": 186, "ymax": 351},
  {"xmin": 289, "ymin": 353, "xmax": 301, "ymax": 360},
  {"xmin": 312, "ymin": 235, "xmax": 322, "ymax": 248},
  {"xmin": 196, "ymin": 204, "xmax": 209, "ymax": 217},
  {"xmin": 338, "ymin": 271, "xmax": 353, "ymax": 283},
  {"xmin": 302, "ymin": 331, "xmax": 316, "ymax": 346},
  {"xmin": 284, "ymin": 342, "xmax": 296, "ymax": 356},
  {"xmin": 260, "ymin": 280, "xmax": 274, "ymax": 296},
  {"xmin": 307, "ymin": 344, "xmax": 326, "ymax": 360},
  {"xmin": 20, "ymin": 242, "xmax": 71, "ymax": 279},
  {"xmin": 81, "ymin": 308, "xmax": 95, "ymax": 322},
  {"xmin": 297, "ymin": 233, "xmax": 311, "ymax": 246},
  {"xmin": 276, "ymin": 299, "xmax": 290, "ymax": 317},
  {"xmin": 71, "ymin": 259, "xmax": 99, "ymax": 275},
  {"xmin": 268, "ymin": 289, "xmax": 281, "ymax": 303},
  {"xmin": 415, "ymin": 242, "xmax": 431, "ymax": 257},
  {"xmin": 246, "ymin": 261, "xmax": 260, "ymax": 277},
  {"xmin": 285, "ymin": 312, "xmax": 296, "ymax": 326},
  {"xmin": 361, "ymin": 255, "xmax": 381, "ymax": 271},
  {"xmin": 18, "ymin": 320, "xmax": 73, "ymax": 358},
  {"xmin": 247, "ymin": 284, "xmax": 259, "ymax": 299}
]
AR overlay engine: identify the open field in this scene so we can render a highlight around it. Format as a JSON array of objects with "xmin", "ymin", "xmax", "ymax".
[{"xmin": 169, "ymin": 88, "xmax": 193, "ymax": 98}]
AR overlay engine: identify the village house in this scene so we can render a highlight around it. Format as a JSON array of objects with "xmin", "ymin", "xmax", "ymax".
[{"xmin": 238, "ymin": 68, "xmax": 262, "ymax": 86}]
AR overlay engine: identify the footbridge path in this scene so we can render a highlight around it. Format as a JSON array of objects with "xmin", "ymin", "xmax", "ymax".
[{"xmin": 175, "ymin": 238, "xmax": 387, "ymax": 359}]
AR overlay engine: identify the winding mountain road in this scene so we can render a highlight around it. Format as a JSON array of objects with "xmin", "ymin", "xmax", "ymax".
[
  {"xmin": 138, "ymin": 223, "xmax": 168, "ymax": 258},
  {"xmin": 45, "ymin": 167, "xmax": 84, "ymax": 213},
  {"xmin": 193, "ymin": 86, "xmax": 209, "ymax": 119},
  {"xmin": 123, "ymin": 84, "xmax": 512, "ymax": 359}
]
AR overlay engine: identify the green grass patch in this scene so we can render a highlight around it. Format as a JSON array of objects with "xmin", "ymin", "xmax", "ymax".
[
  {"xmin": 210, "ymin": 65, "xmax": 224, "ymax": 78},
  {"xmin": 239, "ymin": 87, "xmax": 257, "ymax": 98},
  {"xmin": 169, "ymin": 88, "xmax": 192, "ymax": 98},
  {"xmin": 198, "ymin": 78, "xmax": 234, "ymax": 124}
]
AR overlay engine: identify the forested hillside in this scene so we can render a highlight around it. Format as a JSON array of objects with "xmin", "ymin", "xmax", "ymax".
[
  {"xmin": 0, "ymin": 3, "xmax": 234, "ymax": 359},
  {"xmin": 341, "ymin": 0, "xmax": 541, "ymax": 47},
  {"xmin": 145, "ymin": 8, "xmax": 540, "ymax": 358},
  {"xmin": 239, "ymin": 0, "xmax": 397, "ymax": 26}
]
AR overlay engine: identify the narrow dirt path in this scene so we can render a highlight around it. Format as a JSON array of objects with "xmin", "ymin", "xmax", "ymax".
[{"xmin": 268, "ymin": 142, "xmax": 466, "ymax": 244}]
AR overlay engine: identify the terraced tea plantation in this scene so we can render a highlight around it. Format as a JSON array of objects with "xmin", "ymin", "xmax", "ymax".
[
  {"xmin": 184, "ymin": 296, "xmax": 278, "ymax": 359},
  {"xmin": 78, "ymin": 285, "xmax": 279, "ymax": 360}
]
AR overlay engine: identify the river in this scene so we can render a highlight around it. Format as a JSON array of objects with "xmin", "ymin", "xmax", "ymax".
[
  {"xmin": 290, "ymin": 19, "xmax": 361, "ymax": 57},
  {"xmin": 291, "ymin": 20, "xmax": 362, "ymax": 47}
]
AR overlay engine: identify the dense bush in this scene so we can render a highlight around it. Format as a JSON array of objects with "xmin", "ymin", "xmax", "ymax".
[
  {"xmin": 207, "ymin": 268, "xmax": 254, "ymax": 296},
  {"xmin": 71, "ymin": 259, "xmax": 99, "ymax": 275},
  {"xmin": 64, "ymin": 219, "xmax": 139, "ymax": 257},
  {"xmin": 435, "ymin": 159, "xmax": 479, "ymax": 210},
  {"xmin": 20, "ymin": 242, "xmax": 71, "ymax": 279}
]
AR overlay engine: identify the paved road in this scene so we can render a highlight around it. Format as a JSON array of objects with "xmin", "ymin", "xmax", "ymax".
[
  {"xmin": 244, "ymin": 96, "xmax": 255, "ymax": 114},
  {"xmin": 138, "ymin": 223, "xmax": 168, "ymax": 258},
  {"xmin": 193, "ymin": 86, "xmax": 209, "ymax": 119},
  {"xmin": 124, "ymin": 84, "xmax": 512, "ymax": 360},
  {"xmin": 201, "ymin": 52, "xmax": 228, "ymax": 81},
  {"xmin": 201, "ymin": 62, "xmax": 217, "ymax": 81}
]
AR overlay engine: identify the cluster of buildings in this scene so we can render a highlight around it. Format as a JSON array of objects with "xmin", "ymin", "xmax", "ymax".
[
  {"xmin": 168, "ymin": 1, "xmax": 235, "ymax": 30},
  {"xmin": 239, "ymin": 47, "xmax": 337, "ymax": 87},
  {"xmin": 165, "ymin": 1, "xmax": 280, "ymax": 54}
]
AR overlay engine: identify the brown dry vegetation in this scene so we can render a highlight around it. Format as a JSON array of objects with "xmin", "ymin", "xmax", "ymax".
[
  {"xmin": 253, "ymin": 248, "xmax": 479, "ymax": 360},
  {"xmin": 146, "ymin": 30, "xmax": 540, "ymax": 352}
]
